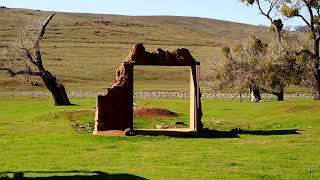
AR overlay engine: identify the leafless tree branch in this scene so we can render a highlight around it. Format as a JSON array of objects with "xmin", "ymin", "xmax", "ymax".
[{"xmin": 0, "ymin": 67, "xmax": 41, "ymax": 77}]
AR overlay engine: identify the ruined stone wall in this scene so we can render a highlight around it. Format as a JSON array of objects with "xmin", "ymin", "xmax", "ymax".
[
  {"xmin": 126, "ymin": 43, "xmax": 199, "ymax": 66},
  {"xmin": 94, "ymin": 62, "xmax": 133, "ymax": 132},
  {"xmin": 94, "ymin": 43, "xmax": 202, "ymax": 133}
]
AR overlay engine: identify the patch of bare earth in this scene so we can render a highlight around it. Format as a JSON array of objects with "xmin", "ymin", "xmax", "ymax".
[
  {"xmin": 66, "ymin": 108, "xmax": 180, "ymax": 133},
  {"xmin": 134, "ymin": 107, "xmax": 179, "ymax": 120},
  {"xmin": 66, "ymin": 109, "xmax": 95, "ymax": 133}
]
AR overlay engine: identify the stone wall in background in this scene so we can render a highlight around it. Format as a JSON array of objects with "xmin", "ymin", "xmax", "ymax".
[{"xmin": 0, "ymin": 91, "xmax": 312, "ymax": 99}]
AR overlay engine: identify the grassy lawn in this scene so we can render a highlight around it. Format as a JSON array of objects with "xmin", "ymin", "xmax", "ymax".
[{"xmin": 0, "ymin": 97, "xmax": 320, "ymax": 179}]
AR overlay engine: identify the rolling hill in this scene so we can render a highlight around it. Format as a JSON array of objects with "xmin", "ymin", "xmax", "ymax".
[{"xmin": 0, "ymin": 8, "xmax": 273, "ymax": 92}]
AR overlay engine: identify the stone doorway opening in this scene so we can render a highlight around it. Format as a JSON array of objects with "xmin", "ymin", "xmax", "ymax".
[
  {"xmin": 94, "ymin": 44, "xmax": 203, "ymax": 136},
  {"xmin": 133, "ymin": 66, "xmax": 190, "ymax": 130}
]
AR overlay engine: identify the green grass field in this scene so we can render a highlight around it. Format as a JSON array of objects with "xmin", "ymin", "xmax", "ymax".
[{"xmin": 0, "ymin": 97, "xmax": 319, "ymax": 179}]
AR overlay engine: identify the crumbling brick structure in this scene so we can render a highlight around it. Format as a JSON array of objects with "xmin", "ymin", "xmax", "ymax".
[{"xmin": 94, "ymin": 43, "xmax": 203, "ymax": 135}]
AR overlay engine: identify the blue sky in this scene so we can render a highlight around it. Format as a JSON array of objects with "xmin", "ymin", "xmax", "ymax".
[{"xmin": 1, "ymin": 0, "xmax": 303, "ymax": 26}]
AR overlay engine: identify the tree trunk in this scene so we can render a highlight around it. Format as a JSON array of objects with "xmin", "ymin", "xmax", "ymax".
[
  {"xmin": 271, "ymin": 88, "xmax": 284, "ymax": 101},
  {"xmin": 277, "ymin": 88, "xmax": 284, "ymax": 101},
  {"xmin": 41, "ymin": 71, "xmax": 71, "ymax": 106},
  {"xmin": 314, "ymin": 69, "xmax": 320, "ymax": 100},
  {"xmin": 250, "ymin": 86, "xmax": 262, "ymax": 102},
  {"xmin": 313, "ymin": 33, "xmax": 320, "ymax": 100}
]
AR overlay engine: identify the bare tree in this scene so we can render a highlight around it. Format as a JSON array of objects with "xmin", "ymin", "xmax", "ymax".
[{"xmin": 0, "ymin": 13, "xmax": 71, "ymax": 105}]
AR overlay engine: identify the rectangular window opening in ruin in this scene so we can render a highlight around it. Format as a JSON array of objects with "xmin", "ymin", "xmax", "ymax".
[
  {"xmin": 93, "ymin": 44, "xmax": 203, "ymax": 136},
  {"xmin": 133, "ymin": 66, "xmax": 193, "ymax": 131}
]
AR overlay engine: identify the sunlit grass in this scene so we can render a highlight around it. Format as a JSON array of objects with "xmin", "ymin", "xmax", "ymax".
[{"xmin": 0, "ymin": 97, "xmax": 319, "ymax": 179}]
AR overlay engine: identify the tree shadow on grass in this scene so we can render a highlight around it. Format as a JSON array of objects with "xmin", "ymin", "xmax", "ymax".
[
  {"xmin": 67, "ymin": 103, "xmax": 81, "ymax": 106},
  {"xmin": 0, "ymin": 171, "xmax": 147, "ymax": 180},
  {"xmin": 133, "ymin": 128, "xmax": 300, "ymax": 138},
  {"xmin": 233, "ymin": 128, "xmax": 301, "ymax": 136}
]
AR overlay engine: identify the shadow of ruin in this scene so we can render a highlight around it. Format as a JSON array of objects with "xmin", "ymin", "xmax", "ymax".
[
  {"xmin": 0, "ymin": 170, "xmax": 147, "ymax": 180},
  {"xmin": 93, "ymin": 43, "xmax": 203, "ymax": 136}
]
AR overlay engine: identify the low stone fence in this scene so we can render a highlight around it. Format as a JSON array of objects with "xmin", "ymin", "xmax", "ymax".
[
  {"xmin": 0, "ymin": 91, "xmax": 313, "ymax": 99},
  {"xmin": 135, "ymin": 91, "xmax": 312, "ymax": 99}
]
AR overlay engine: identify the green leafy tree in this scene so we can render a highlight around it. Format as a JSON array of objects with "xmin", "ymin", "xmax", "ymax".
[
  {"xmin": 217, "ymin": 35, "xmax": 267, "ymax": 102},
  {"xmin": 242, "ymin": 0, "xmax": 320, "ymax": 99},
  {"xmin": 260, "ymin": 34, "xmax": 304, "ymax": 100},
  {"xmin": 215, "ymin": 35, "xmax": 301, "ymax": 101}
]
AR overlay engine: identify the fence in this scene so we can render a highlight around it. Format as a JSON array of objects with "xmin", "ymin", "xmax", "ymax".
[{"xmin": 0, "ymin": 91, "xmax": 313, "ymax": 99}]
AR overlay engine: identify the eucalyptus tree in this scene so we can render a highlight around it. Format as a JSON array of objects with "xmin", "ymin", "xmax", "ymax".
[
  {"xmin": 217, "ymin": 35, "xmax": 267, "ymax": 102},
  {"xmin": 216, "ymin": 35, "xmax": 301, "ymax": 101},
  {"xmin": 242, "ymin": 0, "xmax": 320, "ymax": 99}
]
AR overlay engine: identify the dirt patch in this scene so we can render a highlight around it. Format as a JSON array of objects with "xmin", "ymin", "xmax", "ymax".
[
  {"xmin": 134, "ymin": 107, "xmax": 179, "ymax": 120},
  {"xmin": 66, "ymin": 108, "xmax": 180, "ymax": 133},
  {"xmin": 66, "ymin": 109, "xmax": 95, "ymax": 133},
  {"xmin": 94, "ymin": 130, "xmax": 125, "ymax": 136}
]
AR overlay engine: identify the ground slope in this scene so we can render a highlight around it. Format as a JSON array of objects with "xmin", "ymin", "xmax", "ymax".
[{"xmin": 0, "ymin": 8, "xmax": 272, "ymax": 92}]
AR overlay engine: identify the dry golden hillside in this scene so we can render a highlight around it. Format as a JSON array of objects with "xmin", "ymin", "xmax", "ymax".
[{"xmin": 0, "ymin": 8, "xmax": 272, "ymax": 92}]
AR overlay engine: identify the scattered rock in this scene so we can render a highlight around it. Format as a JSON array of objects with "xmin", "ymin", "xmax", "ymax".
[
  {"xmin": 156, "ymin": 123, "xmax": 171, "ymax": 129},
  {"xmin": 67, "ymin": 109, "xmax": 95, "ymax": 134},
  {"xmin": 124, "ymin": 128, "xmax": 135, "ymax": 136}
]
